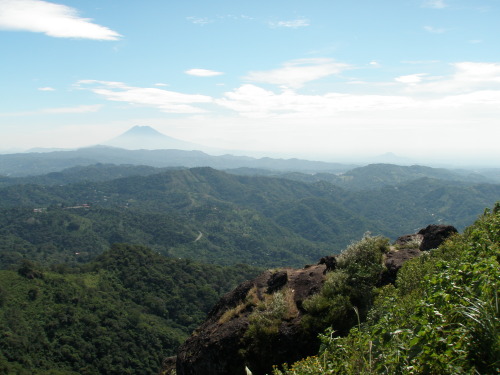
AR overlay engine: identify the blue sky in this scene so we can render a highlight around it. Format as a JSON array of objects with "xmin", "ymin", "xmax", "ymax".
[{"xmin": 1, "ymin": 0, "xmax": 499, "ymax": 165}]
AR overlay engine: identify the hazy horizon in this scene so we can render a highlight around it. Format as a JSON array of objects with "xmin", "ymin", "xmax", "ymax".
[{"xmin": 1, "ymin": 0, "xmax": 499, "ymax": 167}]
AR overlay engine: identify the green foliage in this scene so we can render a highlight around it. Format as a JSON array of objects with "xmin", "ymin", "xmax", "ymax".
[
  {"xmin": 0, "ymin": 244, "xmax": 261, "ymax": 374},
  {"xmin": 301, "ymin": 234, "xmax": 389, "ymax": 335},
  {"xmin": 241, "ymin": 287, "xmax": 300, "ymax": 375},
  {"xmin": 275, "ymin": 204, "xmax": 500, "ymax": 374},
  {"xmin": 1, "ymin": 166, "xmax": 499, "ymax": 271},
  {"xmin": 243, "ymin": 289, "xmax": 288, "ymax": 350},
  {"xmin": 17, "ymin": 259, "xmax": 44, "ymax": 279}
]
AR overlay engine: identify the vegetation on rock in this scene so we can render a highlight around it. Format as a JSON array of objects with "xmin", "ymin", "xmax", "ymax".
[{"xmin": 274, "ymin": 203, "xmax": 500, "ymax": 374}]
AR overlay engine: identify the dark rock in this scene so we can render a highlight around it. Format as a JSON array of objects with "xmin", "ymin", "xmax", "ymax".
[
  {"xmin": 318, "ymin": 255, "xmax": 337, "ymax": 274},
  {"xmin": 380, "ymin": 224, "xmax": 458, "ymax": 285},
  {"xmin": 394, "ymin": 233, "xmax": 423, "ymax": 248},
  {"xmin": 267, "ymin": 270, "xmax": 288, "ymax": 293},
  {"xmin": 175, "ymin": 265, "xmax": 327, "ymax": 375},
  {"xmin": 418, "ymin": 224, "xmax": 458, "ymax": 251},
  {"xmin": 159, "ymin": 356, "xmax": 177, "ymax": 375},
  {"xmin": 173, "ymin": 225, "xmax": 459, "ymax": 375},
  {"xmin": 381, "ymin": 248, "xmax": 422, "ymax": 285}
]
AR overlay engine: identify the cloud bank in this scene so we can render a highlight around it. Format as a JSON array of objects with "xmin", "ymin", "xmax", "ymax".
[
  {"xmin": 0, "ymin": 0, "xmax": 121, "ymax": 40},
  {"xmin": 245, "ymin": 58, "xmax": 350, "ymax": 89},
  {"xmin": 77, "ymin": 80, "xmax": 212, "ymax": 113},
  {"xmin": 77, "ymin": 61, "xmax": 500, "ymax": 119}
]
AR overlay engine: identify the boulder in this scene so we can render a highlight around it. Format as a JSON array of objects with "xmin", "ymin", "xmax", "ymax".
[
  {"xmin": 266, "ymin": 270, "xmax": 288, "ymax": 294},
  {"xmin": 318, "ymin": 255, "xmax": 337, "ymax": 274},
  {"xmin": 418, "ymin": 224, "xmax": 458, "ymax": 251}
]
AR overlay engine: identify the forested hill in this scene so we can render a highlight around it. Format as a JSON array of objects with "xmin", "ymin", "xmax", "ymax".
[
  {"xmin": 0, "ymin": 163, "xmax": 169, "ymax": 187},
  {"xmin": 0, "ymin": 146, "xmax": 354, "ymax": 177},
  {"xmin": 0, "ymin": 163, "xmax": 499, "ymax": 374},
  {"xmin": 0, "ymin": 244, "xmax": 261, "ymax": 374},
  {"xmin": 1, "ymin": 161, "xmax": 497, "ymax": 188},
  {"xmin": 1, "ymin": 166, "xmax": 500, "ymax": 269}
]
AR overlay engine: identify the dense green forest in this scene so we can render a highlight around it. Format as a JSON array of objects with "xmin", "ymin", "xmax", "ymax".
[
  {"xmin": 0, "ymin": 163, "xmax": 499, "ymax": 374},
  {"xmin": 0, "ymin": 244, "xmax": 260, "ymax": 374},
  {"xmin": 273, "ymin": 204, "xmax": 500, "ymax": 374},
  {"xmin": 1, "ymin": 165, "xmax": 500, "ymax": 270}
]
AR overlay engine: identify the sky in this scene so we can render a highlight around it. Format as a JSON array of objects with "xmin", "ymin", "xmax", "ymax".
[{"xmin": 0, "ymin": 0, "xmax": 499, "ymax": 166}]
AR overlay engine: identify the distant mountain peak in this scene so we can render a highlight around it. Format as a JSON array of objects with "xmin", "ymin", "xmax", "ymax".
[
  {"xmin": 123, "ymin": 125, "xmax": 165, "ymax": 136},
  {"xmin": 104, "ymin": 126, "xmax": 202, "ymax": 151}
]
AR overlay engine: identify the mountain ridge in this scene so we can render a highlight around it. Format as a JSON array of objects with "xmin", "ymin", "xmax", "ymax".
[
  {"xmin": 104, "ymin": 125, "xmax": 205, "ymax": 151},
  {"xmin": 1, "ymin": 166, "xmax": 499, "ymax": 270}
]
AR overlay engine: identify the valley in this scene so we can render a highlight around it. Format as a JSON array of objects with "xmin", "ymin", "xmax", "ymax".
[{"xmin": 0, "ymin": 146, "xmax": 498, "ymax": 374}]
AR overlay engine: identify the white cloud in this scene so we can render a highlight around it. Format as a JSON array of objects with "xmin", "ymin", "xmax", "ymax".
[
  {"xmin": 42, "ymin": 104, "xmax": 102, "ymax": 114},
  {"xmin": 185, "ymin": 69, "xmax": 224, "ymax": 77},
  {"xmin": 215, "ymin": 84, "xmax": 418, "ymax": 118},
  {"xmin": 269, "ymin": 19, "xmax": 310, "ymax": 28},
  {"xmin": 431, "ymin": 90, "xmax": 500, "ymax": 108},
  {"xmin": 424, "ymin": 25, "xmax": 446, "ymax": 34},
  {"xmin": 0, "ymin": 0, "xmax": 121, "ymax": 40},
  {"xmin": 423, "ymin": 0, "xmax": 447, "ymax": 9},
  {"xmin": 77, "ymin": 80, "xmax": 213, "ymax": 114},
  {"xmin": 245, "ymin": 58, "xmax": 350, "ymax": 89},
  {"xmin": 186, "ymin": 16, "xmax": 213, "ymax": 26},
  {"xmin": 401, "ymin": 62, "xmax": 500, "ymax": 94},
  {"xmin": 216, "ymin": 62, "xmax": 500, "ymax": 120},
  {"xmin": 38, "ymin": 86, "xmax": 55, "ymax": 91},
  {"xmin": 395, "ymin": 73, "xmax": 428, "ymax": 84}
]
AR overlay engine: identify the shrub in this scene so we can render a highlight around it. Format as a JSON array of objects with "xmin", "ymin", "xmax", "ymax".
[
  {"xmin": 301, "ymin": 234, "xmax": 389, "ymax": 335},
  {"xmin": 275, "ymin": 204, "xmax": 500, "ymax": 375}
]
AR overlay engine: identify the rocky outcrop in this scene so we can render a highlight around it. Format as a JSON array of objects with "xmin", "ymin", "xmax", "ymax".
[
  {"xmin": 382, "ymin": 247, "xmax": 422, "ymax": 285},
  {"xmin": 171, "ymin": 224, "xmax": 459, "ymax": 375},
  {"xmin": 382, "ymin": 224, "xmax": 458, "ymax": 284},
  {"xmin": 393, "ymin": 233, "xmax": 424, "ymax": 248},
  {"xmin": 418, "ymin": 224, "xmax": 458, "ymax": 251},
  {"xmin": 175, "ymin": 264, "xmax": 328, "ymax": 375}
]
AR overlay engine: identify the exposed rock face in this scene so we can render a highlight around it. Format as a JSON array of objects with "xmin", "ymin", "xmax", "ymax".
[
  {"xmin": 176, "ymin": 265, "xmax": 327, "ymax": 375},
  {"xmin": 418, "ymin": 224, "xmax": 458, "ymax": 251},
  {"xmin": 381, "ymin": 225, "xmax": 458, "ymax": 284},
  {"xmin": 173, "ymin": 225, "xmax": 458, "ymax": 375},
  {"xmin": 382, "ymin": 247, "xmax": 422, "ymax": 285},
  {"xmin": 393, "ymin": 233, "xmax": 424, "ymax": 248},
  {"xmin": 266, "ymin": 270, "xmax": 288, "ymax": 294}
]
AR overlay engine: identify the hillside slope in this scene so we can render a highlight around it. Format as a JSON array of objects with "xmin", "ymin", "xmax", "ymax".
[
  {"xmin": 0, "ymin": 244, "xmax": 260, "ymax": 375},
  {"xmin": 274, "ymin": 204, "xmax": 500, "ymax": 375},
  {"xmin": 1, "ymin": 167, "xmax": 499, "ymax": 269}
]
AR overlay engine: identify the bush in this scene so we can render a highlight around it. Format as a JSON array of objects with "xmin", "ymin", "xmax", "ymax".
[
  {"xmin": 275, "ymin": 204, "xmax": 500, "ymax": 375},
  {"xmin": 301, "ymin": 234, "xmax": 389, "ymax": 335}
]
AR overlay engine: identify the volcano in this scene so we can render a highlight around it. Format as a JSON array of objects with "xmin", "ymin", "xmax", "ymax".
[{"xmin": 104, "ymin": 126, "xmax": 202, "ymax": 151}]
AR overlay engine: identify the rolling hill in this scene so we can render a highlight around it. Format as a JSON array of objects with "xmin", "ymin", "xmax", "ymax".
[{"xmin": 1, "ymin": 166, "xmax": 499, "ymax": 270}]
